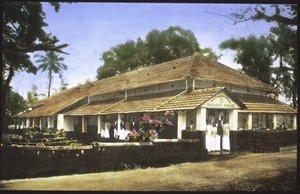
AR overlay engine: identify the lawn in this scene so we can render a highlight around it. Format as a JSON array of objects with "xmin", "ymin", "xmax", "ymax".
[{"xmin": 0, "ymin": 146, "xmax": 297, "ymax": 191}]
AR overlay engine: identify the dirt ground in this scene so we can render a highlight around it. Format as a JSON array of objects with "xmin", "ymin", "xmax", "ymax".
[{"xmin": 0, "ymin": 146, "xmax": 298, "ymax": 191}]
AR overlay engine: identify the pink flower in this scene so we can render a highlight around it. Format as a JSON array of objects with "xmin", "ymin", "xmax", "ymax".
[
  {"xmin": 140, "ymin": 115, "xmax": 151, "ymax": 122},
  {"xmin": 163, "ymin": 121, "xmax": 173, "ymax": 126}
]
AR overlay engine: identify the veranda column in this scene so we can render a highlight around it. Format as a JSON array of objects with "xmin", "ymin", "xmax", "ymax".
[
  {"xmin": 47, "ymin": 116, "xmax": 54, "ymax": 128},
  {"xmin": 177, "ymin": 110, "xmax": 186, "ymax": 139},
  {"xmin": 273, "ymin": 114, "xmax": 277, "ymax": 129},
  {"xmin": 57, "ymin": 114, "xmax": 64, "ymax": 130},
  {"xmin": 248, "ymin": 113, "xmax": 253, "ymax": 130},
  {"xmin": 196, "ymin": 107, "xmax": 206, "ymax": 131},
  {"xmin": 21, "ymin": 118, "xmax": 26, "ymax": 128},
  {"xmin": 97, "ymin": 115, "xmax": 102, "ymax": 140},
  {"xmin": 82, "ymin": 116, "xmax": 87, "ymax": 133},
  {"xmin": 32, "ymin": 118, "xmax": 35, "ymax": 126},
  {"xmin": 39, "ymin": 118, "xmax": 42, "ymax": 129},
  {"xmin": 229, "ymin": 110, "xmax": 238, "ymax": 131},
  {"xmin": 117, "ymin": 113, "xmax": 122, "ymax": 131},
  {"xmin": 26, "ymin": 118, "xmax": 30, "ymax": 128},
  {"xmin": 293, "ymin": 114, "xmax": 297, "ymax": 130}
]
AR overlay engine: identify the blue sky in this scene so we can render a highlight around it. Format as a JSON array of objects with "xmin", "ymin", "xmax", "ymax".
[{"xmin": 11, "ymin": 2, "xmax": 278, "ymax": 99}]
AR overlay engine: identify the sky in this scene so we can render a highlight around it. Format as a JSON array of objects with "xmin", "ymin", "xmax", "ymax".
[{"xmin": 11, "ymin": 2, "xmax": 280, "ymax": 101}]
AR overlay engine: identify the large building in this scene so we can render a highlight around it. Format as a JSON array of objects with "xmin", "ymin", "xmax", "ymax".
[{"xmin": 20, "ymin": 54, "xmax": 297, "ymax": 149}]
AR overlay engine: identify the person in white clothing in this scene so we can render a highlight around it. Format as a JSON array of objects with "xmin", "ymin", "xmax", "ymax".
[
  {"xmin": 205, "ymin": 120, "xmax": 213, "ymax": 152},
  {"xmin": 222, "ymin": 122, "xmax": 230, "ymax": 151},
  {"xmin": 211, "ymin": 120, "xmax": 218, "ymax": 152},
  {"xmin": 104, "ymin": 119, "xmax": 111, "ymax": 138}
]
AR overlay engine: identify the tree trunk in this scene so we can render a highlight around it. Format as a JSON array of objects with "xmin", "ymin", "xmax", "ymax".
[
  {"xmin": 48, "ymin": 72, "xmax": 52, "ymax": 98},
  {"xmin": 1, "ymin": 63, "xmax": 15, "ymax": 142}
]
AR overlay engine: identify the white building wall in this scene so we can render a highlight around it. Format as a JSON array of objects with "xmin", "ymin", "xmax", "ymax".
[
  {"xmin": 177, "ymin": 110, "xmax": 186, "ymax": 139},
  {"xmin": 229, "ymin": 110, "xmax": 238, "ymax": 131},
  {"xmin": 196, "ymin": 107, "xmax": 206, "ymax": 131}
]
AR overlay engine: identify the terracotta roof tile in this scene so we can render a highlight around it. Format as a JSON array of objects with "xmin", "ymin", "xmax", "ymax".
[{"xmin": 234, "ymin": 93, "xmax": 296, "ymax": 113}]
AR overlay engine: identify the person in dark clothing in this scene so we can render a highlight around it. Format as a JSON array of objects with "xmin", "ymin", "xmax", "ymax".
[{"xmin": 217, "ymin": 116, "xmax": 224, "ymax": 153}]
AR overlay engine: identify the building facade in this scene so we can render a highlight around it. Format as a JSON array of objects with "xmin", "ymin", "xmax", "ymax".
[{"xmin": 20, "ymin": 54, "xmax": 297, "ymax": 150}]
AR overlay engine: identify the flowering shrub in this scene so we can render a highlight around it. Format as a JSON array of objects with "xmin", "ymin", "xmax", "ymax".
[{"xmin": 125, "ymin": 111, "xmax": 174, "ymax": 142}]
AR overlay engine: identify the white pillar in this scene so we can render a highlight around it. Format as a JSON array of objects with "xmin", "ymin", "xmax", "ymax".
[
  {"xmin": 293, "ymin": 114, "xmax": 297, "ymax": 130},
  {"xmin": 229, "ymin": 110, "xmax": 238, "ymax": 131},
  {"xmin": 57, "ymin": 114, "xmax": 64, "ymax": 130},
  {"xmin": 196, "ymin": 107, "xmax": 206, "ymax": 131},
  {"xmin": 117, "ymin": 113, "xmax": 121, "ymax": 131},
  {"xmin": 177, "ymin": 110, "xmax": 186, "ymax": 139},
  {"xmin": 248, "ymin": 113, "xmax": 252, "ymax": 130},
  {"xmin": 39, "ymin": 118, "xmax": 42, "ymax": 129},
  {"xmin": 82, "ymin": 116, "xmax": 87, "ymax": 133},
  {"xmin": 48, "ymin": 116, "xmax": 54, "ymax": 128},
  {"xmin": 26, "ymin": 118, "xmax": 30, "ymax": 128},
  {"xmin": 21, "ymin": 118, "xmax": 26, "ymax": 128},
  {"xmin": 273, "ymin": 114, "xmax": 277, "ymax": 129},
  {"xmin": 32, "ymin": 118, "xmax": 35, "ymax": 126},
  {"xmin": 97, "ymin": 115, "xmax": 102, "ymax": 134}
]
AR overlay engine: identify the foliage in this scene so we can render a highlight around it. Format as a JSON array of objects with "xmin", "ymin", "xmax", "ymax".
[
  {"xmin": 5, "ymin": 88, "xmax": 28, "ymax": 128},
  {"xmin": 97, "ymin": 26, "xmax": 220, "ymax": 79},
  {"xmin": 1, "ymin": 2, "xmax": 68, "ymax": 139},
  {"xmin": 126, "ymin": 111, "xmax": 174, "ymax": 142},
  {"xmin": 230, "ymin": 4, "xmax": 297, "ymax": 26},
  {"xmin": 56, "ymin": 129, "xmax": 66, "ymax": 138},
  {"xmin": 219, "ymin": 35, "xmax": 273, "ymax": 84},
  {"xmin": 221, "ymin": 4, "xmax": 297, "ymax": 108},
  {"xmin": 35, "ymin": 51, "xmax": 68, "ymax": 97},
  {"xmin": 27, "ymin": 85, "xmax": 46, "ymax": 104}
]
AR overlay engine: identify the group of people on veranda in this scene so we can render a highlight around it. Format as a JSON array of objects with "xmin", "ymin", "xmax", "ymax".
[
  {"xmin": 101, "ymin": 118, "xmax": 139, "ymax": 140},
  {"xmin": 205, "ymin": 116, "xmax": 230, "ymax": 152}
]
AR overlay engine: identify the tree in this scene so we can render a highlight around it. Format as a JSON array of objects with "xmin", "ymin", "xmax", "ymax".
[
  {"xmin": 5, "ymin": 88, "xmax": 28, "ymax": 130},
  {"xmin": 226, "ymin": 4, "xmax": 297, "ymax": 108},
  {"xmin": 27, "ymin": 85, "xmax": 46, "ymax": 104},
  {"xmin": 269, "ymin": 24, "xmax": 297, "ymax": 107},
  {"xmin": 230, "ymin": 4, "xmax": 297, "ymax": 26},
  {"xmin": 35, "ymin": 51, "xmax": 68, "ymax": 97},
  {"xmin": 2, "ymin": 2, "xmax": 68, "ymax": 139},
  {"xmin": 219, "ymin": 35, "xmax": 274, "ymax": 84},
  {"xmin": 97, "ymin": 26, "xmax": 220, "ymax": 79}
]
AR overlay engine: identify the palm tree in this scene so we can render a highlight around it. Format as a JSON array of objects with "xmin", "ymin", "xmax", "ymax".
[{"xmin": 35, "ymin": 51, "xmax": 67, "ymax": 97}]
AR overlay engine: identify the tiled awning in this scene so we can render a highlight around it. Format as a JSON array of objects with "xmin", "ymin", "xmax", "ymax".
[{"xmin": 233, "ymin": 93, "xmax": 296, "ymax": 113}]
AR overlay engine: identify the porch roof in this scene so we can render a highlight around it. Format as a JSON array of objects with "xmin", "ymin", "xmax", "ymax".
[
  {"xmin": 233, "ymin": 93, "xmax": 296, "ymax": 113},
  {"xmin": 67, "ymin": 87, "xmax": 243, "ymax": 115}
]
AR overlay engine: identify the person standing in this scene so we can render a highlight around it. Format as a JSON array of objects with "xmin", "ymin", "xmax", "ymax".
[
  {"xmin": 205, "ymin": 120, "xmax": 213, "ymax": 152},
  {"xmin": 217, "ymin": 116, "xmax": 224, "ymax": 153}
]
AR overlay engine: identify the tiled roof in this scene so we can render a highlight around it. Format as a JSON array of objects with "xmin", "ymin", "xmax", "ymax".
[
  {"xmin": 89, "ymin": 54, "xmax": 277, "ymax": 96},
  {"xmin": 21, "ymin": 54, "xmax": 279, "ymax": 117},
  {"xmin": 234, "ymin": 93, "xmax": 296, "ymax": 113},
  {"xmin": 67, "ymin": 87, "xmax": 241, "ymax": 115},
  {"xmin": 19, "ymin": 83, "xmax": 95, "ymax": 117}
]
